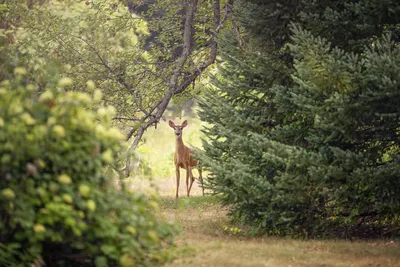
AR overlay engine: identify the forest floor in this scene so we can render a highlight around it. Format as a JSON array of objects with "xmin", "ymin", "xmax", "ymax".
[{"xmin": 130, "ymin": 177, "xmax": 400, "ymax": 267}]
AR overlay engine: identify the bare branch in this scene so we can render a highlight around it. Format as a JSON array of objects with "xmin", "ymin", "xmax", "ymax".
[
  {"xmin": 68, "ymin": 33, "xmax": 134, "ymax": 93},
  {"xmin": 216, "ymin": 0, "xmax": 234, "ymax": 33},
  {"xmin": 113, "ymin": 117, "xmax": 141, "ymax": 122},
  {"xmin": 125, "ymin": 0, "xmax": 233, "ymax": 176},
  {"xmin": 125, "ymin": 0, "xmax": 199, "ymax": 176},
  {"xmin": 126, "ymin": 0, "xmax": 226, "ymax": 140},
  {"xmin": 229, "ymin": 1, "xmax": 244, "ymax": 47},
  {"xmin": 125, "ymin": 127, "xmax": 145, "ymax": 177},
  {"xmin": 175, "ymin": 0, "xmax": 221, "ymax": 94}
]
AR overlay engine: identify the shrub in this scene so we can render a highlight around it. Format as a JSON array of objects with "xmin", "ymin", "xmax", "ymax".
[{"xmin": 0, "ymin": 70, "xmax": 178, "ymax": 266}]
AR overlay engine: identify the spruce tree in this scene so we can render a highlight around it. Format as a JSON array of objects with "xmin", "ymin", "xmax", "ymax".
[{"xmin": 198, "ymin": 0, "xmax": 400, "ymax": 237}]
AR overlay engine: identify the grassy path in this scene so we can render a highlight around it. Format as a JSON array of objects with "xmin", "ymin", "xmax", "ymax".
[{"xmin": 160, "ymin": 195, "xmax": 400, "ymax": 267}]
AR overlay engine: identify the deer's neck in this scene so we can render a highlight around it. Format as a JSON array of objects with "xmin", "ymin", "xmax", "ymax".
[{"xmin": 175, "ymin": 136, "xmax": 186, "ymax": 156}]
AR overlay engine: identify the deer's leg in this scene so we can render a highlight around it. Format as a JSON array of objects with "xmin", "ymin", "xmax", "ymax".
[
  {"xmin": 199, "ymin": 168, "xmax": 204, "ymax": 196},
  {"xmin": 175, "ymin": 166, "xmax": 180, "ymax": 199},
  {"xmin": 185, "ymin": 165, "xmax": 190, "ymax": 197},
  {"xmin": 188, "ymin": 168, "xmax": 195, "ymax": 195}
]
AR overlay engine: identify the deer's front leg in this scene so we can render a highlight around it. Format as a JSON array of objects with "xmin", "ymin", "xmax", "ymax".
[
  {"xmin": 186, "ymin": 165, "xmax": 190, "ymax": 197},
  {"xmin": 175, "ymin": 166, "xmax": 180, "ymax": 199}
]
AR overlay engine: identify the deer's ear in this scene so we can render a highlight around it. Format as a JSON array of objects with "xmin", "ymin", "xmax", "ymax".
[
  {"xmin": 168, "ymin": 120, "xmax": 175, "ymax": 128},
  {"xmin": 182, "ymin": 120, "xmax": 188, "ymax": 128}
]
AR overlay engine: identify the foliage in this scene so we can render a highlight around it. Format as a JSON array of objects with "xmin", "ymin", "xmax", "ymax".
[
  {"xmin": 198, "ymin": 0, "xmax": 400, "ymax": 237},
  {"xmin": 0, "ymin": 69, "xmax": 178, "ymax": 266},
  {"xmin": 1, "ymin": 0, "xmax": 224, "ymax": 160}
]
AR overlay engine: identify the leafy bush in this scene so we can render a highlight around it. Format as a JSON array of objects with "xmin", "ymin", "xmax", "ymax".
[{"xmin": 0, "ymin": 70, "xmax": 178, "ymax": 266}]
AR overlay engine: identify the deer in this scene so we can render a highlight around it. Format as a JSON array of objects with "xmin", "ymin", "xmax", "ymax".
[{"xmin": 169, "ymin": 120, "xmax": 204, "ymax": 198}]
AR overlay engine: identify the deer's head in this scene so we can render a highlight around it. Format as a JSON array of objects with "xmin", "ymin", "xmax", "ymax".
[{"xmin": 169, "ymin": 120, "xmax": 188, "ymax": 138}]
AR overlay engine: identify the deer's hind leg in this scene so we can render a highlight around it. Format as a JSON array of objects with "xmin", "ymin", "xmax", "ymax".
[
  {"xmin": 188, "ymin": 167, "xmax": 195, "ymax": 196},
  {"xmin": 198, "ymin": 168, "xmax": 204, "ymax": 196}
]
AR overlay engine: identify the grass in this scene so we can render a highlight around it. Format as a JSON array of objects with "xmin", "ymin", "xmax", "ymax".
[{"xmin": 159, "ymin": 195, "xmax": 400, "ymax": 267}]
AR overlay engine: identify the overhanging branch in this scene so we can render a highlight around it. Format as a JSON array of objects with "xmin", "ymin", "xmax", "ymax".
[
  {"xmin": 125, "ymin": 0, "xmax": 199, "ymax": 176},
  {"xmin": 125, "ymin": 0, "xmax": 232, "ymax": 176}
]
